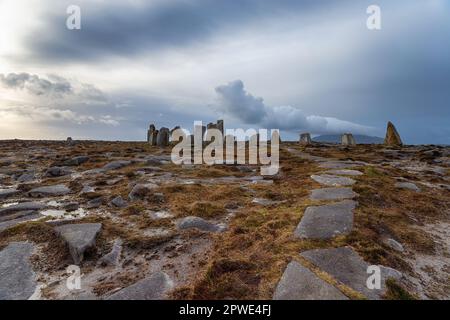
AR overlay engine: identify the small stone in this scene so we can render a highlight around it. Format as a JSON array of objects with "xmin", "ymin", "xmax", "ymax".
[
  {"xmin": 177, "ymin": 216, "xmax": 226, "ymax": 233},
  {"xmin": 128, "ymin": 183, "xmax": 158, "ymax": 200},
  {"xmin": 16, "ymin": 172, "xmax": 35, "ymax": 183},
  {"xmin": 55, "ymin": 223, "xmax": 102, "ymax": 264},
  {"xmin": 28, "ymin": 184, "xmax": 71, "ymax": 197},
  {"xmin": 63, "ymin": 202, "xmax": 80, "ymax": 212},
  {"xmin": 102, "ymin": 160, "xmax": 132, "ymax": 171},
  {"xmin": 99, "ymin": 239, "xmax": 123, "ymax": 267},
  {"xmin": 384, "ymin": 238, "xmax": 405, "ymax": 253},
  {"xmin": 87, "ymin": 197, "xmax": 104, "ymax": 209},
  {"xmin": 395, "ymin": 182, "xmax": 421, "ymax": 192},
  {"xmin": 0, "ymin": 242, "xmax": 37, "ymax": 300},
  {"xmin": 45, "ymin": 166, "xmax": 72, "ymax": 177},
  {"xmin": 311, "ymin": 174, "xmax": 356, "ymax": 187},
  {"xmin": 107, "ymin": 272, "xmax": 173, "ymax": 300},
  {"xmin": 273, "ymin": 261, "xmax": 348, "ymax": 300},
  {"xmin": 111, "ymin": 196, "xmax": 127, "ymax": 208}
]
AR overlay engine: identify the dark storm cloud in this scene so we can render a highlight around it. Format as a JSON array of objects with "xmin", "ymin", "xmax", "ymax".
[{"xmin": 25, "ymin": 0, "xmax": 347, "ymax": 62}]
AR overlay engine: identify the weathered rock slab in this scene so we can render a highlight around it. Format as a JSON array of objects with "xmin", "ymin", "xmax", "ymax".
[
  {"xmin": 177, "ymin": 216, "xmax": 226, "ymax": 233},
  {"xmin": 318, "ymin": 161, "xmax": 362, "ymax": 169},
  {"xmin": 0, "ymin": 202, "xmax": 45, "ymax": 217},
  {"xmin": 300, "ymin": 247, "xmax": 402, "ymax": 300},
  {"xmin": 395, "ymin": 182, "xmax": 421, "ymax": 192},
  {"xmin": 294, "ymin": 200, "xmax": 356, "ymax": 239},
  {"xmin": 310, "ymin": 187, "xmax": 357, "ymax": 201},
  {"xmin": 325, "ymin": 169, "xmax": 363, "ymax": 176},
  {"xmin": 0, "ymin": 242, "xmax": 37, "ymax": 300},
  {"xmin": 273, "ymin": 261, "xmax": 348, "ymax": 300},
  {"xmin": 29, "ymin": 184, "xmax": 71, "ymax": 197},
  {"xmin": 0, "ymin": 189, "xmax": 19, "ymax": 199},
  {"xmin": 55, "ymin": 223, "xmax": 102, "ymax": 264},
  {"xmin": 311, "ymin": 174, "xmax": 356, "ymax": 187},
  {"xmin": 107, "ymin": 272, "xmax": 173, "ymax": 300}
]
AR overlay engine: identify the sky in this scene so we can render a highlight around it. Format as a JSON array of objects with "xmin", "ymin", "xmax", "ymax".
[{"xmin": 0, "ymin": 0, "xmax": 449, "ymax": 144}]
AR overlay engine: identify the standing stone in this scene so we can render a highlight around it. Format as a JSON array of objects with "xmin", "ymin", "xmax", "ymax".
[
  {"xmin": 147, "ymin": 124, "xmax": 156, "ymax": 143},
  {"xmin": 384, "ymin": 121, "xmax": 403, "ymax": 146},
  {"xmin": 217, "ymin": 120, "xmax": 224, "ymax": 135},
  {"xmin": 341, "ymin": 133, "xmax": 356, "ymax": 146},
  {"xmin": 150, "ymin": 130, "xmax": 159, "ymax": 146},
  {"xmin": 299, "ymin": 133, "xmax": 312, "ymax": 145},
  {"xmin": 66, "ymin": 137, "xmax": 74, "ymax": 146},
  {"xmin": 156, "ymin": 127, "xmax": 170, "ymax": 147}
]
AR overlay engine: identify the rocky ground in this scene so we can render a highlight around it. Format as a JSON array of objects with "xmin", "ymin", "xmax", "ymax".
[{"xmin": 0, "ymin": 140, "xmax": 449, "ymax": 300}]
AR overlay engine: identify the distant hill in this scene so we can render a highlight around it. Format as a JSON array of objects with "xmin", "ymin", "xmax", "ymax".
[{"xmin": 313, "ymin": 134, "xmax": 384, "ymax": 144}]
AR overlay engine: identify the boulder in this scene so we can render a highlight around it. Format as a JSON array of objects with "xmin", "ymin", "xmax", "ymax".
[
  {"xmin": 273, "ymin": 261, "xmax": 348, "ymax": 300},
  {"xmin": 107, "ymin": 272, "xmax": 173, "ymax": 300},
  {"xmin": 299, "ymin": 133, "xmax": 312, "ymax": 145},
  {"xmin": 63, "ymin": 156, "xmax": 89, "ymax": 166},
  {"xmin": 0, "ymin": 242, "xmax": 37, "ymax": 300},
  {"xmin": 384, "ymin": 121, "xmax": 403, "ymax": 146},
  {"xmin": 16, "ymin": 172, "xmax": 35, "ymax": 183},
  {"xmin": 28, "ymin": 184, "xmax": 71, "ymax": 197},
  {"xmin": 128, "ymin": 183, "xmax": 157, "ymax": 200},
  {"xmin": 102, "ymin": 160, "xmax": 132, "ymax": 171},
  {"xmin": 55, "ymin": 223, "xmax": 102, "ymax": 264},
  {"xmin": 177, "ymin": 216, "xmax": 226, "ymax": 233}
]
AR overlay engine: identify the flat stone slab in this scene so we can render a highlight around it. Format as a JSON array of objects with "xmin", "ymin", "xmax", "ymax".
[
  {"xmin": 294, "ymin": 200, "xmax": 356, "ymax": 239},
  {"xmin": 395, "ymin": 182, "xmax": 421, "ymax": 192},
  {"xmin": 0, "ymin": 242, "xmax": 37, "ymax": 300},
  {"xmin": 0, "ymin": 202, "xmax": 45, "ymax": 217},
  {"xmin": 301, "ymin": 247, "xmax": 402, "ymax": 300},
  {"xmin": 310, "ymin": 188, "xmax": 357, "ymax": 201},
  {"xmin": 55, "ymin": 223, "xmax": 102, "ymax": 264},
  {"xmin": 311, "ymin": 174, "xmax": 356, "ymax": 187},
  {"xmin": 29, "ymin": 185, "xmax": 71, "ymax": 197},
  {"xmin": 0, "ymin": 213, "xmax": 42, "ymax": 232},
  {"xmin": 0, "ymin": 189, "xmax": 19, "ymax": 199},
  {"xmin": 177, "ymin": 216, "xmax": 226, "ymax": 233},
  {"xmin": 107, "ymin": 272, "xmax": 173, "ymax": 300},
  {"xmin": 102, "ymin": 160, "xmax": 132, "ymax": 171},
  {"xmin": 318, "ymin": 161, "xmax": 363, "ymax": 169},
  {"xmin": 325, "ymin": 170, "xmax": 363, "ymax": 176},
  {"xmin": 273, "ymin": 261, "xmax": 348, "ymax": 300}
]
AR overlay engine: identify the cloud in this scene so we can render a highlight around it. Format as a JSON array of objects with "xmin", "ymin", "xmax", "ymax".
[
  {"xmin": 0, "ymin": 73, "xmax": 72, "ymax": 96},
  {"xmin": 215, "ymin": 80, "xmax": 373, "ymax": 135}
]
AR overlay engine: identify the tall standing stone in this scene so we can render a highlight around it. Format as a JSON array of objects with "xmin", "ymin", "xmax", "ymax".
[
  {"xmin": 341, "ymin": 133, "xmax": 356, "ymax": 146},
  {"xmin": 147, "ymin": 124, "xmax": 156, "ymax": 143},
  {"xmin": 217, "ymin": 120, "xmax": 224, "ymax": 136},
  {"xmin": 384, "ymin": 121, "xmax": 403, "ymax": 146},
  {"xmin": 150, "ymin": 130, "xmax": 158, "ymax": 146},
  {"xmin": 299, "ymin": 133, "xmax": 312, "ymax": 145},
  {"xmin": 156, "ymin": 127, "xmax": 170, "ymax": 147}
]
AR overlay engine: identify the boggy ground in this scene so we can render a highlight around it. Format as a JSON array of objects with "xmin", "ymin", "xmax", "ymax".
[{"xmin": 0, "ymin": 140, "xmax": 448, "ymax": 300}]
